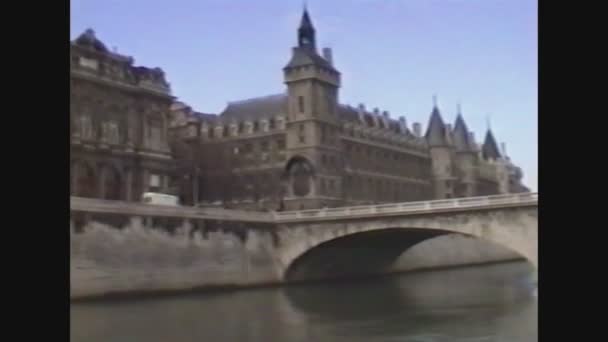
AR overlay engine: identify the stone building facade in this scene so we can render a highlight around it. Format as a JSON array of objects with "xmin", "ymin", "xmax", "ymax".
[
  {"xmin": 70, "ymin": 29, "xmax": 175, "ymax": 201},
  {"xmin": 169, "ymin": 9, "xmax": 529, "ymax": 211}
]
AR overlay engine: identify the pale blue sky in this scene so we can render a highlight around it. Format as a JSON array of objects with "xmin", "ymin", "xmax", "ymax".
[{"xmin": 71, "ymin": 0, "xmax": 537, "ymax": 191}]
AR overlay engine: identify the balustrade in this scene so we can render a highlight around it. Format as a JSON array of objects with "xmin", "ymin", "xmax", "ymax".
[{"xmin": 71, "ymin": 193, "xmax": 538, "ymax": 223}]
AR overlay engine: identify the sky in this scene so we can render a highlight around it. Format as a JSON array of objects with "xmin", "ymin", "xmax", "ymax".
[{"xmin": 71, "ymin": 0, "xmax": 538, "ymax": 191}]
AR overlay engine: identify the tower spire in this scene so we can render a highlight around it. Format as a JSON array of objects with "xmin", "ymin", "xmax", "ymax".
[
  {"xmin": 433, "ymin": 94, "xmax": 438, "ymax": 107},
  {"xmin": 298, "ymin": 5, "xmax": 316, "ymax": 51}
]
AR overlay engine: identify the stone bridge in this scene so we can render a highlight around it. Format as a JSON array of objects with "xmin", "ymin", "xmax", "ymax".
[
  {"xmin": 70, "ymin": 193, "xmax": 537, "ymax": 298},
  {"xmin": 271, "ymin": 193, "xmax": 537, "ymax": 281}
]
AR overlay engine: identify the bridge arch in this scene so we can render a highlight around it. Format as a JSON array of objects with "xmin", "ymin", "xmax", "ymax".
[{"xmin": 278, "ymin": 206, "xmax": 537, "ymax": 282}]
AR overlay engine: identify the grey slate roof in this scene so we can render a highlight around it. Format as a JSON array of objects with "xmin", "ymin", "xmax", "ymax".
[
  {"xmin": 218, "ymin": 95, "xmax": 404, "ymax": 134},
  {"xmin": 195, "ymin": 112, "xmax": 219, "ymax": 123},
  {"xmin": 300, "ymin": 9, "xmax": 314, "ymax": 31},
  {"xmin": 284, "ymin": 47, "xmax": 337, "ymax": 72},
  {"xmin": 425, "ymin": 106, "xmax": 448, "ymax": 146},
  {"xmin": 453, "ymin": 114, "xmax": 475, "ymax": 152},
  {"xmin": 482, "ymin": 129, "xmax": 502, "ymax": 160},
  {"xmin": 220, "ymin": 94, "xmax": 288, "ymax": 121},
  {"xmin": 337, "ymin": 105, "xmax": 360, "ymax": 123}
]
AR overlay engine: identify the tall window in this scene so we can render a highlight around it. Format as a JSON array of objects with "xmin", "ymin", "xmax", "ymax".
[
  {"xmin": 298, "ymin": 96, "xmax": 305, "ymax": 113},
  {"xmin": 147, "ymin": 119, "xmax": 162, "ymax": 149},
  {"xmin": 325, "ymin": 91, "xmax": 335, "ymax": 115},
  {"xmin": 80, "ymin": 115, "xmax": 93, "ymax": 139},
  {"xmin": 149, "ymin": 174, "xmax": 161, "ymax": 188},
  {"xmin": 299, "ymin": 124, "xmax": 306, "ymax": 143},
  {"xmin": 149, "ymin": 125, "xmax": 161, "ymax": 149},
  {"xmin": 106, "ymin": 120, "xmax": 120, "ymax": 144}
]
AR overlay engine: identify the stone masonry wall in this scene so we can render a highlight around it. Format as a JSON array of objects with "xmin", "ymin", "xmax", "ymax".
[
  {"xmin": 71, "ymin": 219, "xmax": 521, "ymax": 299},
  {"xmin": 392, "ymin": 234, "xmax": 521, "ymax": 272},
  {"xmin": 70, "ymin": 219, "xmax": 282, "ymax": 299}
]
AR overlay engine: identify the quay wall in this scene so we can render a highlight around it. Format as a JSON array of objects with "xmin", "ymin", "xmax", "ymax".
[{"xmin": 71, "ymin": 215, "xmax": 520, "ymax": 300}]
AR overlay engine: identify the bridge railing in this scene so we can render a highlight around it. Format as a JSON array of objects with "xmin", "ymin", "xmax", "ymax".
[
  {"xmin": 273, "ymin": 193, "xmax": 538, "ymax": 221},
  {"xmin": 71, "ymin": 193, "xmax": 537, "ymax": 223},
  {"xmin": 70, "ymin": 197, "xmax": 274, "ymax": 222}
]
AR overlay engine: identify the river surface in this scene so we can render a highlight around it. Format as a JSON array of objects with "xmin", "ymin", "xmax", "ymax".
[{"xmin": 71, "ymin": 262, "xmax": 537, "ymax": 342}]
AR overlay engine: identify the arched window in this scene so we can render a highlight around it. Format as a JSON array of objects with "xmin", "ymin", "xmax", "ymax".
[
  {"xmin": 74, "ymin": 162, "xmax": 97, "ymax": 198},
  {"xmin": 286, "ymin": 157, "xmax": 314, "ymax": 197}
]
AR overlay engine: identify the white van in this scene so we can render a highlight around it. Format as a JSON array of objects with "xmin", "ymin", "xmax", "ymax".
[{"xmin": 141, "ymin": 192, "xmax": 180, "ymax": 206}]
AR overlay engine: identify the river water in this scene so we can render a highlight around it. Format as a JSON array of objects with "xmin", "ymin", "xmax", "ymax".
[{"xmin": 71, "ymin": 262, "xmax": 537, "ymax": 342}]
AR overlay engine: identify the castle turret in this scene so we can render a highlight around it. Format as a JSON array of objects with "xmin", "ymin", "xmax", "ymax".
[
  {"xmin": 482, "ymin": 129, "xmax": 509, "ymax": 194},
  {"xmin": 425, "ymin": 98, "xmax": 455, "ymax": 198},
  {"xmin": 452, "ymin": 106, "xmax": 477, "ymax": 197}
]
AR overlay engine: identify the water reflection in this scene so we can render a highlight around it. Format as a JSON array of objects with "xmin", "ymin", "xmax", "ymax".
[{"xmin": 71, "ymin": 262, "xmax": 537, "ymax": 342}]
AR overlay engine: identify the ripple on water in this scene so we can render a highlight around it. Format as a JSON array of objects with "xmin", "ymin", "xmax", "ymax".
[{"xmin": 71, "ymin": 262, "xmax": 537, "ymax": 342}]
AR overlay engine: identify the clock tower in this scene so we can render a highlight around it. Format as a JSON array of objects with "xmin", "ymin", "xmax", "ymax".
[{"xmin": 282, "ymin": 7, "xmax": 343, "ymax": 209}]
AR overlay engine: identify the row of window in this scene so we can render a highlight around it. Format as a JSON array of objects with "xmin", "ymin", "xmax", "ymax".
[
  {"xmin": 343, "ymin": 175, "xmax": 430, "ymax": 202},
  {"xmin": 320, "ymin": 154, "xmax": 340, "ymax": 171},
  {"xmin": 235, "ymin": 138, "xmax": 286, "ymax": 155},
  {"xmin": 343, "ymin": 126, "xmax": 425, "ymax": 151},
  {"xmin": 207, "ymin": 118, "xmax": 283, "ymax": 139},
  {"xmin": 200, "ymin": 171, "xmax": 282, "ymax": 202},
  {"xmin": 344, "ymin": 142, "xmax": 429, "ymax": 178},
  {"xmin": 319, "ymin": 178, "xmax": 337, "ymax": 196},
  {"xmin": 73, "ymin": 114, "xmax": 164, "ymax": 148}
]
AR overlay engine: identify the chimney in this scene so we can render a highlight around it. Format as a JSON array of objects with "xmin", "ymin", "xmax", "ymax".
[
  {"xmin": 413, "ymin": 122, "xmax": 422, "ymax": 137},
  {"xmin": 322, "ymin": 47, "xmax": 333, "ymax": 65},
  {"xmin": 382, "ymin": 110, "xmax": 389, "ymax": 118},
  {"xmin": 373, "ymin": 107, "xmax": 380, "ymax": 116},
  {"xmin": 501, "ymin": 142, "xmax": 507, "ymax": 156}
]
